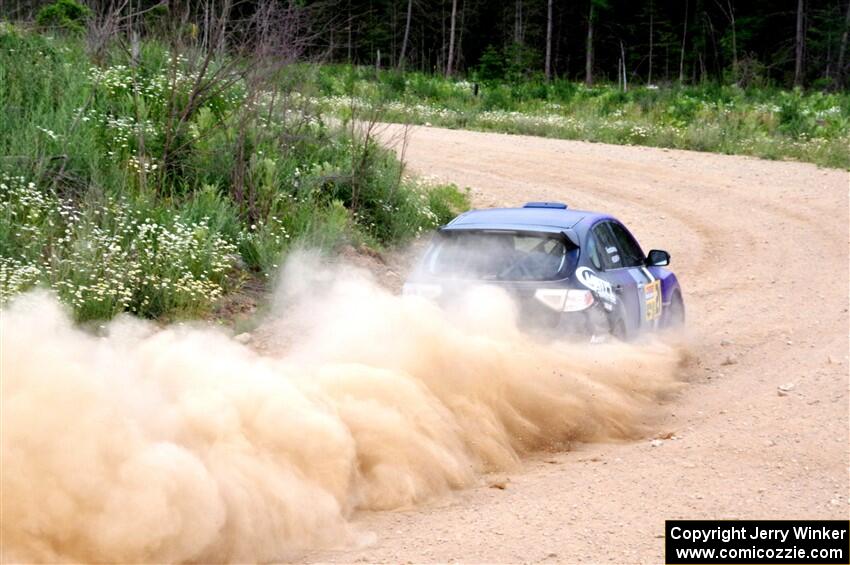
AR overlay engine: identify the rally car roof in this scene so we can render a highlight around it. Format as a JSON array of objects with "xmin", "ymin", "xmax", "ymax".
[{"xmin": 443, "ymin": 204, "xmax": 608, "ymax": 233}]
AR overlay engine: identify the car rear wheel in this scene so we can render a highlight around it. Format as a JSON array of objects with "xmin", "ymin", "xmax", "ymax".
[
  {"xmin": 611, "ymin": 317, "xmax": 627, "ymax": 340},
  {"xmin": 603, "ymin": 304, "xmax": 628, "ymax": 341},
  {"xmin": 583, "ymin": 303, "xmax": 625, "ymax": 343}
]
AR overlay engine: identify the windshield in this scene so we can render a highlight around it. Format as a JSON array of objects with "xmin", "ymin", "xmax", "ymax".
[{"xmin": 424, "ymin": 231, "xmax": 577, "ymax": 281}]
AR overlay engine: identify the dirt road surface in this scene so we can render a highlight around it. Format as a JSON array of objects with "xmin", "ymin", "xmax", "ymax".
[{"xmin": 303, "ymin": 126, "xmax": 850, "ymax": 563}]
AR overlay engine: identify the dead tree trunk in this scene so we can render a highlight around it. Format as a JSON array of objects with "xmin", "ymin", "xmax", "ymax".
[
  {"xmin": 439, "ymin": 0, "xmax": 445, "ymax": 74},
  {"xmin": 679, "ymin": 0, "xmax": 689, "ymax": 83},
  {"xmin": 554, "ymin": 3, "xmax": 564, "ymax": 75},
  {"xmin": 621, "ymin": 40, "xmax": 627, "ymax": 91},
  {"xmin": 618, "ymin": 56, "xmax": 622, "ymax": 90},
  {"xmin": 545, "ymin": 0, "xmax": 553, "ymax": 80},
  {"xmin": 347, "ymin": 3, "xmax": 352, "ymax": 62},
  {"xmin": 398, "ymin": 0, "xmax": 413, "ymax": 68},
  {"xmin": 515, "ymin": 0, "xmax": 524, "ymax": 45},
  {"xmin": 794, "ymin": 0, "xmax": 805, "ymax": 86},
  {"xmin": 838, "ymin": 0, "xmax": 850, "ymax": 85},
  {"xmin": 455, "ymin": 0, "xmax": 466, "ymax": 73},
  {"xmin": 585, "ymin": 0, "xmax": 594, "ymax": 85},
  {"xmin": 728, "ymin": 0, "xmax": 738, "ymax": 77},
  {"xmin": 648, "ymin": 0, "xmax": 654, "ymax": 84},
  {"xmin": 714, "ymin": 0, "xmax": 737, "ymax": 79},
  {"xmin": 446, "ymin": 0, "xmax": 458, "ymax": 76}
]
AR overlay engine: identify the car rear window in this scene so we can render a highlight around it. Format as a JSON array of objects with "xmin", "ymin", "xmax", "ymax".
[{"xmin": 425, "ymin": 231, "xmax": 577, "ymax": 281}]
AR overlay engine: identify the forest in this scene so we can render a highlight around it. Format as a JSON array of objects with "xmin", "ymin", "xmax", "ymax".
[
  {"xmin": 302, "ymin": 0, "xmax": 850, "ymax": 89},
  {"xmin": 5, "ymin": 0, "xmax": 850, "ymax": 88}
]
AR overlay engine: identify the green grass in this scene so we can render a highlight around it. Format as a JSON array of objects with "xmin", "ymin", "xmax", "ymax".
[
  {"xmin": 0, "ymin": 26, "xmax": 469, "ymax": 321},
  {"xmin": 310, "ymin": 65, "xmax": 850, "ymax": 169}
]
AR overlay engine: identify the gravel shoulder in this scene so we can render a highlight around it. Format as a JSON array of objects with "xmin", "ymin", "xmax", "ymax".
[{"xmin": 302, "ymin": 126, "xmax": 850, "ymax": 563}]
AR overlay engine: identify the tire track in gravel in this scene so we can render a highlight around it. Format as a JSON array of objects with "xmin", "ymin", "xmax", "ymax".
[{"xmin": 301, "ymin": 125, "xmax": 849, "ymax": 564}]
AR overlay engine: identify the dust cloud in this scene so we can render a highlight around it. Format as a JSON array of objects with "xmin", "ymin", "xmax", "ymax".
[{"xmin": 1, "ymin": 251, "xmax": 684, "ymax": 563}]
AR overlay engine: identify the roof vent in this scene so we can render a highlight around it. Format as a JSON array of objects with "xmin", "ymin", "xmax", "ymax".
[{"xmin": 523, "ymin": 201, "xmax": 567, "ymax": 209}]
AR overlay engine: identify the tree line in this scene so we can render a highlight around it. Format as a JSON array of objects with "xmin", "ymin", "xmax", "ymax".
[
  {"xmin": 309, "ymin": 0, "xmax": 850, "ymax": 88},
  {"xmin": 4, "ymin": 0, "xmax": 850, "ymax": 88}
]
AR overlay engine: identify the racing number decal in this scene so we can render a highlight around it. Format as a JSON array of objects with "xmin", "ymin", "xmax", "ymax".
[{"xmin": 644, "ymin": 279, "xmax": 662, "ymax": 321}]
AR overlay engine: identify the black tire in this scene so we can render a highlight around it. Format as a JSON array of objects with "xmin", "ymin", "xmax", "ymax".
[
  {"xmin": 584, "ymin": 305, "xmax": 626, "ymax": 343},
  {"xmin": 663, "ymin": 290, "xmax": 685, "ymax": 328},
  {"xmin": 612, "ymin": 318, "xmax": 627, "ymax": 340},
  {"xmin": 609, "ymin": 307, "xmax": 628, "ymax": 341}
]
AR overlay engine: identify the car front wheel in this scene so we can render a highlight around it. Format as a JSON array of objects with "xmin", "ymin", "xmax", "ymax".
[{"xmin": 663, "ymin": 290, "xmax": 685, "ymax": 328}]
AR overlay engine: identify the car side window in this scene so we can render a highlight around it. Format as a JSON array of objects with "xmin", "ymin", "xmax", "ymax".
[
  {"xmin": 585, "ymin": 230, "xmax": 602, "ymax": 270},
  {"xmin": 591, "ymin": 222, "xmax": 622, "ymax": 270},
  {"xmin": 609, "ymin": 222, "xmax": 645, "ymax": 268}
]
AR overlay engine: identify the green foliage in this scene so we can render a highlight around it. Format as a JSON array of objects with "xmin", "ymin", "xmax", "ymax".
[
  {"xmin": 475, "ymin": 45, "xmax": 506, "ymax": 82},
  {"xmin": 473, "ymin": 44, "xmax": 541, "ymax": 84},
  {"xmin": 481, "ymin": 85, "xmax": 513, "ymax": 111},
  {"xmin": 303, "ymin": 0, "xmax": 844, "ymax": 90},
  {"xmin": 425, "ymin": 183, "xmax": 471, "ymax": 225},
  {"xmin": 0, "ymin": 30, "xmax": 469, "ymax": 320},
  {"xmin": 314, "ymin": 64, "xmax": 850, "ymax": 169},
  {"xmin": 36, "ymin": 0, "xmax": 91, "ymax": 33},
  {"xmin": 502, "ymin": 43, "xmax": 541, "ymax": 83},
  {"xmin": 379, "ymin": 70, "xmax": 408, "ymax": 98},
  {"xmin": 0, "ymin": 174, "xmax": 237, "ymax": 321}
]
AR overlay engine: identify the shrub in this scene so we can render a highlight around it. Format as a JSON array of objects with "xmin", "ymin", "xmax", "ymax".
[
  {"xmin": 0, "ymin": 174, "xmax": 237, "ymax": 320},
  {"xmin": 426, "ymin": 183, "xmax": 471, "ymax": 225},
  {"xmin": 475, "ymin": 45, "xmax": 506, "ymax": 82},
  {"xmin": 306, "ymin": 65, "xmax": 850, "ymax": 169},
  {"xmin": 481, "ymin": 84, "xmax": 514, "ymax": 111},
  {"xmin": 36, "ymin": 0, "xmax": 91, "ymax": 33},
  {"xmin": 0, "ymin": 30, "xmax": 470, "ymax": 320},
  {"xmin": 379, "ymin": 71, "xmax": 408, "ymax": 98}
]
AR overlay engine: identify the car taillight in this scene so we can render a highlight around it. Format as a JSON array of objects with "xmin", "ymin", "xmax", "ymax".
[
  {"xmin": 534, "ymin": 288, "xmax": 595, "ymax": 312},
  {"xmin": 563, "ymin": 289, "xmax": 595, "ymax": 312}
]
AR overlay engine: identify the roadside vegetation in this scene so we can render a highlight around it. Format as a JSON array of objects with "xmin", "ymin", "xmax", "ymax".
[
  {"xmin": 3, "ymin": 0, "xmax": 848, "ymax": 321},
  {"xmin": 0, "ymin": 21, "xmax": 468, "ymax": 321},
  {"xmin": 311, "ymin": 65, "xmax": 850, "ymax": 169}
]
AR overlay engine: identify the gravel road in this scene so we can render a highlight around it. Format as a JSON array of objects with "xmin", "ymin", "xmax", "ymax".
[{"xmin": 303, "ymin": 125, "xmax": 849, "ymax": 563}]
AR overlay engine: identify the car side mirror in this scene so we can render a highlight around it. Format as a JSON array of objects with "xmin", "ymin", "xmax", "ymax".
[{"xmin": 646, "ymin": 249, "xmax": 670, "ymax": 267}]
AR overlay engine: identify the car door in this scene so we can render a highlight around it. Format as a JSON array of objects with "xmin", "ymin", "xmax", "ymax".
[
  {"xmin": 608, "ymin": 220, "xmax": 663, "ymax": 331},
  {"xmin": 583, "ymin": 221, "xmax": 643, "ymax": 336}
]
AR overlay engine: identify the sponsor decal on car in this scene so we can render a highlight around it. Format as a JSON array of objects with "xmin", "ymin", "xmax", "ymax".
[
  {"xmin": 575, "ymin": 267, "xmax": 617, "ymax": 304},
  {"xmin": 644, "ymin": 279, "xmax": 662, "ymax": 321}
]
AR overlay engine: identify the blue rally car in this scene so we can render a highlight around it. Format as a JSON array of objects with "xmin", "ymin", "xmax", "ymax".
[{"xmin": 403, "ymin": 202, "xmax": 684, "ymax": 340}]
